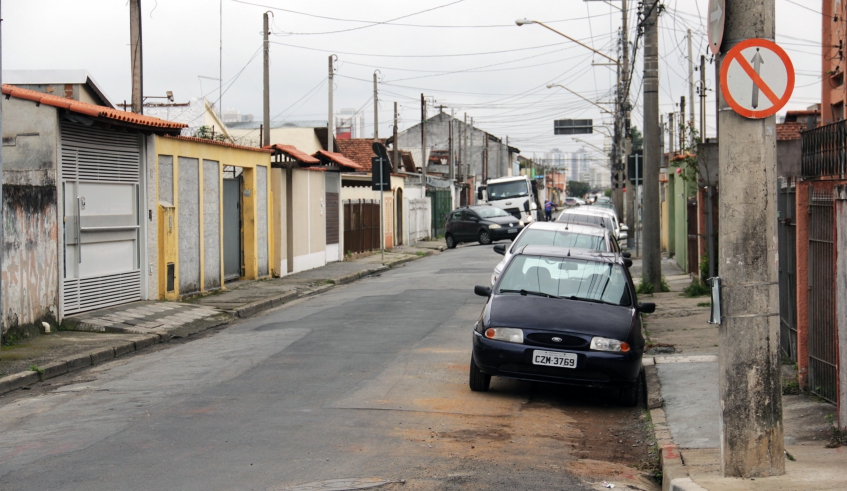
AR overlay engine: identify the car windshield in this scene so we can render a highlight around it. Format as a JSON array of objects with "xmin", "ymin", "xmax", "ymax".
[
  {"xmin": 487, "ymin": 181, "xmax": 529, "ymax": 200},
  {"xmin": 513, "ymin": 229, "xmax": 606, "ymax": 251},
  {"xmin": 497, "ymin": 255, "xmax": 631, "ymax": 306},
  {"xmin": 476, "ymin": 207, "xmax": 511, "ymax": 218}
]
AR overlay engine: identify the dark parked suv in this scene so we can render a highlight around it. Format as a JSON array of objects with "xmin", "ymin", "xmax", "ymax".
[{"xmin": 445, "ymin": 205, "xmax": 525, "ymax": 248}]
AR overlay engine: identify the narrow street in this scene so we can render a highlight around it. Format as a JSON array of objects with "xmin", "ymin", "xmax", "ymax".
[{"xmin": 0, "ymin": 247, "xmax": 656, "ymax": 491}]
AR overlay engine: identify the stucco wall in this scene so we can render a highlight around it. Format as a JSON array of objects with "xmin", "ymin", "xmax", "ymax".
[
  {"xmin": 203, "ymin": 160, "xmax": 221, "ymax": 290},
  {"xmin": 291, "ymin": 169, "xmax": 327, "ymax": 272},
  {"xmin": 257, "ymin": 165, "xmax": 269, "ymax": 277},
  {"xmin": 146, "ymin": 138, "xmax": 159, "ymax": 297},
  {"xmin": 230, "ymin": 127, "xmax": 323, "ymax": 153},
  {"xmin": 1, "ymin": 98, "xmax": 60, "ymax": 333},
  {"xmin": 178, "ymin": 157, "xmax": 201, "ymax": 294}
]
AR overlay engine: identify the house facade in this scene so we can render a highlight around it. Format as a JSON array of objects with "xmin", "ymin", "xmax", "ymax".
[{"xmin": 1, "ymin": 84, "xmax": 185, "ymax": 336}]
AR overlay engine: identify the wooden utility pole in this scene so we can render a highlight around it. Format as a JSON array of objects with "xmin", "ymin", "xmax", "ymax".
[
  {"xmin": 129, "ymin": 0, "xmax": 143, "ymax": 114},
  {"xmin": 717, "ymin": 0, "xmax": 784, "ymax": 477},
  {"xmin": 262, "ymin": 12, "xmax": 270, "ymax": 147},
  {"xmin": 641, "ymin": 0, "xmax": 661, "ymax": 288},
  {"xmin": 328, "ymin": 55, "xmax": 335, "ymax": 153},
  {"xmin": 688, "ymin": 28, "xmax": 695, "ymax": 139},
  {"xmin": 392, "ymin": 102, "xmax": 399, "ymax": 172},
  {"xmin": 680, "ymin": 96, "xmax": 686, "ymax": 150}
]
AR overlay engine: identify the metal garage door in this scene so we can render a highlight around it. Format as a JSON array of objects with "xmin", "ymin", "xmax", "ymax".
[{"xmin": 61, "ymin": 121, "xmax": 142, "ymax": 316}]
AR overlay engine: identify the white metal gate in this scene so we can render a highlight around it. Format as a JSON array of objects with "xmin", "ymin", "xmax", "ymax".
[{"xmin": 61, "ymin": 122, "xmax": 142, "ymax": 316}]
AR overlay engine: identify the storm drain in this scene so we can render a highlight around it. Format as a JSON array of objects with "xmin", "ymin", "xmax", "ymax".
[{"xmin": 275, "ymin": 478, "xmax": 402, "ymax": 491}]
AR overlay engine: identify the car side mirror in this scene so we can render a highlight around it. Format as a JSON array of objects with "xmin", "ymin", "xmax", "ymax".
[
  {"xmin": 623, "ymin": 258, "xmax": 633, "ymax": 268},
  {"xmin": 621, "ymin": 224, "xmax": 629, "ymax": 231},
  {"xmin": 638, "ymin": 302, "xmax": 656, "ymax": 314},
  {"xmin": 477, "ymin": 188, "xmax": 484, "ymax": 200},
  {"xmin": 474, "ymin": 285, "xmax": 492, "ymax": 297},
  {"xmin": 493, "ymin": 244, "xmax": 506, "ymax": 255},
  {"xmin": 523, "ymin": 201, "xmax": 530, "ymax": 212},
  {"xmin": 621, "ymin": 252, "xmax": 632, "ymax": 258}
]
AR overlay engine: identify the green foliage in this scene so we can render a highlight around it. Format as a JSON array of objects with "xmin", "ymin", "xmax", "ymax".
[
  {"xmin": 567, "ymin": 181, "xmax": 591, "ymax": 198},
  {"xmin": 683, "ymin": 279, "xmax": 710, "ymax": 297},
  {"xmin": 660, "ymin": 276, "xmax": 670, "ymax": 293},
  {"xmin": 824, "ymin": 414, "xmax": 846, "ymax": 448},
  {"xmin": 29, "ymin": 364, "xmax": 44, "ymax": 374},
  {"xmin": 699, "ymin": 254, "xmax": 710, "ymax": 283},
  {"xmin": 697, "ymin": 301, "xmax": 711, "ymax": 307},
  {"xmin": 782, "ymin": 379, "xmax": 800, "ymax": 395},
  {"xmin": 630, "ymin": 126, "xmax": 643, "ymax": 151},
  {"xmin": 604, "ymin": 189, "xmax": 612, "ymax": 198},
  {"xmin": 194, "ymin": 125, "xmax": 228, "ymax": 142},
  {"xmin": 637, "ymin": 275, "xmax": 655, "ymax": 295}
]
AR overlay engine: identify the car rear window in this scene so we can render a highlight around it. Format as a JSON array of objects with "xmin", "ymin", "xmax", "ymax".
[
  {"xmin": 513, "ymin": 229, "xmax": 606, "ymax": 251},
  {"xmin": 497, "ymin": 255, "xmax": 631, "ymax": 306}
]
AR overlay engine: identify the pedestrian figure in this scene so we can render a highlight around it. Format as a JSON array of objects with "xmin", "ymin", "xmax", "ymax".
[{"xmin": 544, "ymin": 200, "xmax": 553, "ymax": 222}]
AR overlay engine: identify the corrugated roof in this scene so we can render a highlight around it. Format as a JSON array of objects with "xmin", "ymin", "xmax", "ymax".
[
  {"xmin": 315, "ymin": 150, "xmax": 365, "ymax": 170},
  {"xmin": 335, "ymin": 138, "xmax": 378, "ymax": 171},
  {"xmin": 166, "ymin": 135, "xmax": 274, "ymax": 153},
  {"xmin": 264, "ymin": 143, "xmax": 320, "ymax": 163},
  {"xmin": 2, "ymin": 84, "xmax": 186, "ymax": 131}
]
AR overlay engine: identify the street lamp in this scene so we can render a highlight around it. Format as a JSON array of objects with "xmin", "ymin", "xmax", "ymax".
[
  {"xmin": 546, "ymin": 83, "xmax": 614, "ymax": 115},
  {"xmin": 515, "ymin": 19, "xmax": 617, "ymax": 63}
]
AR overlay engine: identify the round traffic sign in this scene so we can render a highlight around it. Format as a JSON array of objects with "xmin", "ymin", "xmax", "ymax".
[
  {"xmin": 708, "ymin": 0, "xmax": 725, "ymax": 55},
  {"xmin": 720, "ymin": 38, "xmax": 795, "ymax": 119}
]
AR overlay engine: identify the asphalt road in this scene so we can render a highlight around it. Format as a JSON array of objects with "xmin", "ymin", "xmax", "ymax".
[{"xmin": 0, "ymin": 244, "xmax": 656, "ymax": 491}]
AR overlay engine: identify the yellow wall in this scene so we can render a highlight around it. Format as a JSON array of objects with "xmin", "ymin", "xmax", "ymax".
[{"xmin": 153, "ymin": 136, "xmax": 273, "ymax": 299}]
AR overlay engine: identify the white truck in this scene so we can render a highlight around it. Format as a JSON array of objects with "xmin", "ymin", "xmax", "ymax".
[{"xmin": 476, "ymin": 175, "xmax": 545, "ymax": 223}]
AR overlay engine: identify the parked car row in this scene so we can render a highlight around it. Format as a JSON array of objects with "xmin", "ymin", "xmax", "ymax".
[{"xmin": 451, "ymin": 209, "xmax": 650, "ymax": 407}]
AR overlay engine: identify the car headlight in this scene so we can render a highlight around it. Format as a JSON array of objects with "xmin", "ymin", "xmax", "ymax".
[
  {"xmin": 518, "ymin": 220, "xmax": 525, "ymax": 226},
  {"xmin": 484, "ymin": 327, "xmax": 523, "ymax": 344},
  {"xmin": 590, "ymin": 337, "xmax": 630, "ymax": 353},
  {"xmin": 524, "ymin": 215, "xmax": 534, "ymax": 222},
  {"xmin": 489, "ymin": 224, "xmax": 501, "ymax": 229}
]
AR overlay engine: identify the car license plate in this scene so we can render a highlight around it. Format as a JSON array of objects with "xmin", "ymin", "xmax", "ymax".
[
  {"xmin": 532, "ymin": 350, "xmax": 577, "ymax": 369},
  {"xmin": 508, "ymin": 228, "xmax": 517, "ymax": 234}
]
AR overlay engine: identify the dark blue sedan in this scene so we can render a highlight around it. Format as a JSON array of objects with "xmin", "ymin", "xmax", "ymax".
[{"xmin": 469, "ymin": 245, "xmax": 654, "ymax": 406}]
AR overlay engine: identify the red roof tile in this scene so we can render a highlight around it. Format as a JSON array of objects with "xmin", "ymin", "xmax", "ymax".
[
  {"xmin": 777, "ymin": 122, "xmax": 802, "ymax": 141},
  {"xmin": 165, "ymin": 135, "xmax": 273, "ymax": 153},
  {"xmin": 314, "ymin": 150, "xmax": 365, "ymax": 171},
  {"xmin": 335, "ymin": 138, "xmax": 378, "ymax": 171},
  {"xmin": 2, "ymin": 84, "xmax": 186, "ymax": 131},
  {"xmin": 264, "ymin": 143, "xmax": 320, "ymax": 163}
]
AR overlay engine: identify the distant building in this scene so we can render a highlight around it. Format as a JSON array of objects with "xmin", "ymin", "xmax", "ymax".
[
  {"xmin": 221, "ymin": 108, "xmax": 254, "ymax": 124},
  {"xmin": 335, "ymin": 108, "xmax": 365, "ymax": 139},
  {"xmin": 2, "ymin": 69, "xmax": 114, "ymax": 107}
]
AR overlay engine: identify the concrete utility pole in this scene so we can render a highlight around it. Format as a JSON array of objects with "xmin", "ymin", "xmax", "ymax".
[
  {"xmin": 449, "ymin": 108, "xmax": 455, "ymax": 182},
  {"xmin": 1, "ymin": 0, "xmax": 5, "ymax": 343},
  {"xmin": 641, "ymin": 0, "xmax": 661, "ymax": 288},
  {"xmin": 470, "ymin": 117, "xmax": 475, "ymax": 185},
  {"xmin": 462, "ymin": 113, "xmax": 469, "ymax": 184},
  {"xmin": 669, "ymin": 112, "xmax": 675, "ymax": 154},
  {"xmin": 392, "ymin": 102, "xmax": 399, "ymax": 172},
  {"xmin": 701, "ymin": 54, "xmax": 716, "ymax": 279},
  {"xmin": 328, "ymin": 55, "xmax": 335, "ymax": 153},
  {"xmin": 420, "ymin": 94, "xmax": 427, "ymax": 186},
  {"xmin": 621, "ymin": 0, "xmax": 635, "ymax": 249},
  {"xmin": 129, "ymin": 0, "xmax": 143, "ymax": 114},
  {"xmin": 680, "ymin": 96, "xmax": 686, "ymax": 150},
  {"xmin": 373, "ymin": 71, "xmax": 379, "ymax": 142},
  {"xmin": 262, "ymin": 12, "xmax": 270, "ymax": 147},
  {"xmin": 688, "ymin": 28, "xmax": 695, "ymax": 142},
  {"xmin": 717, "ymin": 0, "xmax": 784, "ymax": 477}
]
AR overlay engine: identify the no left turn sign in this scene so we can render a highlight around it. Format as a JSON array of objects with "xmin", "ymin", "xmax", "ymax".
[{"xmin": 720, "ymin": 38, "xmax": 795, "ymax": 119}]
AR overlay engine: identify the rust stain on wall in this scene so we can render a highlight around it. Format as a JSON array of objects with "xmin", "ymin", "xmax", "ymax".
[{"xmin": 2, "ymin": 185, "xmax": 59, "ymax": 333}]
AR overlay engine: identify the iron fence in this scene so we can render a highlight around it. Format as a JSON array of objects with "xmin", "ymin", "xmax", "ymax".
[
  {"xmin": 777, "ymin": 179, "xmax": 797, "ymax": 362},
  {"xmin": 801, "ymin": 119, "xmax": 847, "ymax": 178},
  {"xmin": 808, "ymin": 188, "xmax": 837, "ymax": 403}
]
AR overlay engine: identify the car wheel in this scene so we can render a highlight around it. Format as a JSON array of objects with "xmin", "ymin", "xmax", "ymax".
[
  {"xmin": 445, "ymin": 234, "xmax": 457, "ymax": 249},
  {"xmin": 478, "ymin": 230, "xmax": 492, "ymax": 245},
  {"xmin": 469, "ymin": 356, "xmax": 491, "ymax": 392},
  {"xmin": 618, "ymin": 368, "xmax": 643, "ymax": 407}
]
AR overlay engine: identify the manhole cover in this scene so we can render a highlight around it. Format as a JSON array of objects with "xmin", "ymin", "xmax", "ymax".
[{"xmin": 275, "ymin": 478, "xmax": 401, "ymax": 491}]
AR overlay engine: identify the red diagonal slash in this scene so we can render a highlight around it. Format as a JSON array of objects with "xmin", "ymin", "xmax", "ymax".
[{"xmin": 731, "ymin": 49, "xmax": 781, "ymax": 106}]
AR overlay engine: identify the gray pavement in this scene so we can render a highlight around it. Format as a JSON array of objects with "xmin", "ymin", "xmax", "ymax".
[{"xmin": 2, "ymin": 244, "xmax": 636, "ymax": 491}]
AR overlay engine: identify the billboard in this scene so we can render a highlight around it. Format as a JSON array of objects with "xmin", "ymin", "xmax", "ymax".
[{"xmin": 554, "ymin": 119, "xmax": 593, "ymax": 135}]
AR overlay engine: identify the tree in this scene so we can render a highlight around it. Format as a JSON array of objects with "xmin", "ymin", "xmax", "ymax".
[
  {"xmin": 630, "ymin": 126, "xmax": 643, "ymax": 151},
  {"xmin": 567, "ymin": 181, "xmax": 591, "ymax": 198},
  {"xmin": 194, "ymin": 125, "xmax": 228, "ymax": 142}
]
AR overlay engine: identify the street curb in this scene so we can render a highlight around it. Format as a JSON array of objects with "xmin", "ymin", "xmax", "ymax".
[{"xmin": 0, "ymin": 371, "xmax": 40, "ymax": 394}]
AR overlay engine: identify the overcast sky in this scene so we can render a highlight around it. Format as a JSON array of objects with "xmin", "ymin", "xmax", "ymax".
[{"xmin": 3, "ymin": 0, "xmax": 821, "ymax": 159}]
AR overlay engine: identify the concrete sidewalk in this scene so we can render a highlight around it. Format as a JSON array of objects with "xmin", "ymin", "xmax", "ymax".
[
  {"xmin": 0, "ymin": 240, "xmax": 445, "ymax": 396},
  {"xmin": 641, "ymin": 262, "xmax": 845, "ymax": 490}
]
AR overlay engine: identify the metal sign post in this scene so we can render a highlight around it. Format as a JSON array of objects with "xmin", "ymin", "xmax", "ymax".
[{"xmin": 372, "ymin": 143, "xmax": 392, "ymax": 261}]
